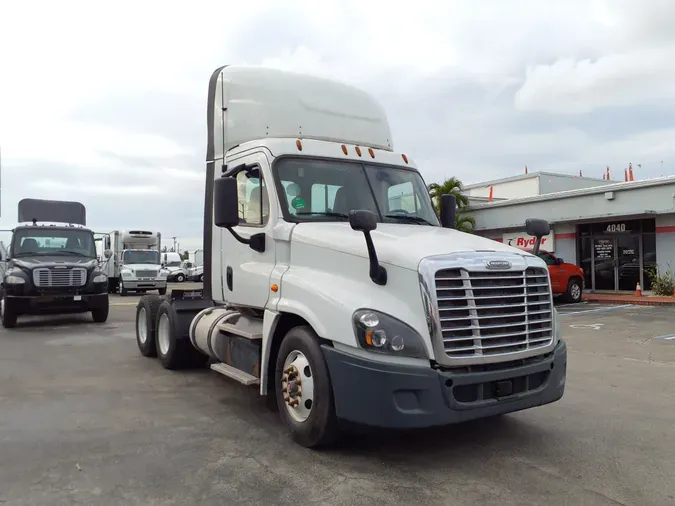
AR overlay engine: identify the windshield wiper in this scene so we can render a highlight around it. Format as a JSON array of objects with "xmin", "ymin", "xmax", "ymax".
[
  {"xmin": 50, "ymin": 250, "xmax": 92, "ymax": 257},
  {"xmin": 385, "ymin": 214, "xmax": 434, "ymax": 226},
  {"xmin": 296, "ymin": 211, "xmax": 349, "ymax": 220}
]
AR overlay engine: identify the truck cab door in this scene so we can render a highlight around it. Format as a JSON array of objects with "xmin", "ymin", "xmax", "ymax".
[{"xmin": 218, "ymin": 152, "xmax": 276, "ymax": 308}]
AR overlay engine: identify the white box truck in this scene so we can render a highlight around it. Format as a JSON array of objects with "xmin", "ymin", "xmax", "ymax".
[
  {"xmin": 102, "ymin": 230, "xmax": 167, "ymax": 296},
  {"xmin": 133, "ymin": 66, "xmax": 567, "ymax": 448}
]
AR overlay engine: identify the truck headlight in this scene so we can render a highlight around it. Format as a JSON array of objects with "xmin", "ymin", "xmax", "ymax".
[
  {"xmin": 5, "ymin": 275, "xmax": 25, "ymax": 284},
  {"xmin": 93, "ymin": 274, "xmax": 108, "ymax": 283},
  {"xmin": 121, "ymin": 269, "xmax": 135, "ymax": 279},
  {"xmin": 352, "ymin": 309, "xmax": 428, "ymax": 359}
]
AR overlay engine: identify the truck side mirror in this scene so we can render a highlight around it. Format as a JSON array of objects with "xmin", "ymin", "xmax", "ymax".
[
  {"xmin": 440, "ymin": 194, "xmax": 456, "ymax": 229},
  {"xmin": 525, "ymin": 218, "xmax": 550, "ymax": 255},
  {"xmin": 349, "ymin": 210, "xmax": 386, "ymax": 286},
  {"xmin": 349, "ymin": 209, "xmax": 377, "ymax": 232},
  {"xmin": 213, "ymin": 177, "xmax": 240, "ymax": 228},
  {"xmin": 104, "ymin": 249, "xmax": 112, "ymax": 259}
]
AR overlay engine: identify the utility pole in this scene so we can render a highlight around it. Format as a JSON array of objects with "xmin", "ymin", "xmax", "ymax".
[{"xmin": 171, "ymin": 236, "xmax": 177, "ymax": 252}]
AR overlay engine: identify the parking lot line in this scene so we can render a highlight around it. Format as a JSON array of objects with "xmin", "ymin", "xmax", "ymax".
[
  {"xmin": 111, "ymin": 303, "xmax": 138, "ymax": 306},
  {"xmin": 559, "ymin": 304, "xmax": 633, "ymax": 316},
  {"xmin": 654, "ymin": 334, "xmax": 675, "ymax": 340}
]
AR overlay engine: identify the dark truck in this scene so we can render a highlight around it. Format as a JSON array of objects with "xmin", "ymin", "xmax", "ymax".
[{"xmin": 0, "ymin": 199, "xmax": 112, "ymax": 328}]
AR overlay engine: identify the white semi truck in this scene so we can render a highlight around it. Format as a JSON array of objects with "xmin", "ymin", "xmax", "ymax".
[
  {"xmin": 102, "ymin": 230, "xmax": 167, "ymax": 296},
  {"xmin": 133, "ymin": 66, "xmax": 567, "ymax": 448}
]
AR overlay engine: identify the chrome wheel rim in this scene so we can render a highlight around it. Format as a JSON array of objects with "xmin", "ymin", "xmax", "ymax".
[
  {"xmin": 137, "ymin": 307, "xmax": 147, "ymax": 344},
  {"xmin": 158, "ymin": 313, "xmax": 171, "ymax": 356},
  {"xmin": 281, "ymin": 350, "xmax": 314, "ymax": 423},
  {"xmin": 571, "ymin": 283, "xmax": 581, "ymax": 300}
]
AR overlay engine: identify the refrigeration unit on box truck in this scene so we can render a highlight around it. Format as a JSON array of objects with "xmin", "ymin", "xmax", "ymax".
[{"xmin": 131, "ymin": 65, "xmax": 567, "ymax": 448}]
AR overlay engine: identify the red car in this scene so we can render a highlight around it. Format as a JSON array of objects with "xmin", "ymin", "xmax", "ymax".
[{"xmin": 529, "ymin": 249, "xmax": 585, "ymax": 303}]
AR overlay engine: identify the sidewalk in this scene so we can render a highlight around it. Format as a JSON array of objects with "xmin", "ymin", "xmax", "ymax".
[{"xmin": 583, "ymin": 292, "xmax": 675, "ymax": 306}]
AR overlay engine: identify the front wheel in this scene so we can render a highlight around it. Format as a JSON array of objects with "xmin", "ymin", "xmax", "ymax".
[
  {"xmin": 1, "ymin": 292, "xmax": 17, "ymax": 329},
  {"xmin": 119, "ymin": 280, "xmax": 128, "ymax": 296},
  {"xmin": 91, "ymin": 302, "xmax": 109, "ymax": 323},
  {"xmin": 175, "ymin": 273, "xmax": 185, "ymax": 283},
  {"xmin": 275, "ymin": 325, "xmax": 339, "ymax": 448},
  {"xmin": 565, "ymin": 278, "xmax": 583, "ymax": 303},
  {"xmin": 199, "ymin": 274, "xmax": 204, "ymax": 283}
]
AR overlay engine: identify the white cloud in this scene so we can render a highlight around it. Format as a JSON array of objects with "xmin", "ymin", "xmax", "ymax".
[{"xmin": 515, "ymin": 45, "xmax": 675, "ymax": 114}]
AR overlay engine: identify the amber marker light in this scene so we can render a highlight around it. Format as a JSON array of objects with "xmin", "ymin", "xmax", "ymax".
[
  {"xmin": 270, "ymin": 284, "xmax": 279, "ymax": 292},
  {"xmin": 365, "ymin": 329, "xmax": 374, "ymax": 346},
  {"xmin": 402, "ymin": 154, "xmax": 409, "ymax": 164},
  {"xmin": 341, "ymin": 144, "xmax": 348, "ymax": 155},
  {"xmin": 296, "ymin": 139, "xmax": 303, "ymax": 151},
  {"xmin": 355, "ymin": 146, "xmax": 362, "ymax": 156},
  {"xmin": 368, "ymin": 148, "xmax": 375, "ymax": 158}
]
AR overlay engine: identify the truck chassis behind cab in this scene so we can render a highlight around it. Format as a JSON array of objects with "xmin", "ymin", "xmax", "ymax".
[{"xmin": 133, "ymin": 65, "xmax": 567, "ymax": 448}]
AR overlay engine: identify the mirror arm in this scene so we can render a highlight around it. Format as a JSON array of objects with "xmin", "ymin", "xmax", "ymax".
[{"xmin": 363, "ymin": 231, "xmax": 387, "ymax": 285}]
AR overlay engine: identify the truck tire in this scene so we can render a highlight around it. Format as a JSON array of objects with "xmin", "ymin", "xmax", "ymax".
[
  {"xmin": 119, "ymin": 280, "xmax": 128, "ymax": 297},
  {"xmin": 275, "ymin": 325, "xmax": 339, "ymax": 448},
  {"xmin": 199, "ymin": 274, "xmax": 204, "ymax": 283},
  {"xmin": 175, "ymin": 273, "xmax": 185, "ymax": 283},
  {"xmin": 1, "ymin": 291, "xmax": 17, "ymax": 329},
  {"xmin": 91, "ymin": 302, "xmax": 109, "ymax": 323},
  {"xmin": 565, "ymin": 277, "xmax": 583, "ymax": 303},
  {"xmin": 155, "ymin": 300, "xmax": 205, "ymax": 369},
  {"xmin": 136, "ymin": 295, "xmax": 163, "ymax": 357}
]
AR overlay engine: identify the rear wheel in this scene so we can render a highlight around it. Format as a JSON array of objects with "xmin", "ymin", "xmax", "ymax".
[
  {"xmin": 275, "ymin": 325, "xmax": 339, "ymax": 448},
  {"xmin": 155, "ymin": 300, "xmax": 205, "ymax": 369},
  {"xmin": 565, "ymin": 277, "xmax": 583, "ymax": 303},
  {"xmin": 199, "ymin": 274, "xmax": 204, "ymax": 283},
  {"xmin": 136, "ymin": 295, "xmax": 163, "ymax": 357}
]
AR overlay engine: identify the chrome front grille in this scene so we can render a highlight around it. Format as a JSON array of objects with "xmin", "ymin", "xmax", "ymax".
[
  {"xmin": 136, "ymin": 270, "xmax": 157, "ymax": 278},
  {"xmin": 434, "ymin": 266, "xmax": 553, "ymax": 360},
  {"xmin": 33, "ymin": 267, "xmax": 87, "ymax": 288}
]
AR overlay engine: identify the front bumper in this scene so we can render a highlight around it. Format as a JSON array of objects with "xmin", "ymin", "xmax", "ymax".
[
  {"xmin": 322, "ymin": 339, "xmax": 567, "ymax": 429},
  {"xmin": 121, "ymin": 279, "xmax": 167, "ymax": 290},
  {"xmin": 5, "ymin": 293, "xmax": 108, "ymax": 316}
]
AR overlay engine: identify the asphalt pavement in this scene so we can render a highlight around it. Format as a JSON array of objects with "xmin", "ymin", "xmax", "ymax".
[{"xmin": 1, "ymin": 290, "xmax": 674, "ymax": 506}]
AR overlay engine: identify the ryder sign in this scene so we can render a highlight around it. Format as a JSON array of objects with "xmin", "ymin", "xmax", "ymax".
[{"xmin": 502, "ymin": 230, "xmax": 555, "ymax": 252}]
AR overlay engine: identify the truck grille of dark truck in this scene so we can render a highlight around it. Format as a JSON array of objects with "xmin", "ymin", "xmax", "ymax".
[
  {"xmin": 32, "ymin": 268, "xmax": 87, "ymax": 288},
  {"xmin": 434, "ymin": 267, "xmax": 553, "ymax": 359}
]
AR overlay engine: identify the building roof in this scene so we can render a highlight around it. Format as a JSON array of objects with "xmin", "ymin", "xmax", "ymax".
[
  {"xmin": 462, "ymin": 171, "xmax": 615, "ymax": 190},
  {"xmin": 465, "ymin": 175, "xmax": 675, "ymax": 231}
]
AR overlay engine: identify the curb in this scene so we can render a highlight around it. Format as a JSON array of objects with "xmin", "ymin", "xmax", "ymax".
[{"xmin": 582, "ymin": 296, "xmax": 675, "ymax": 306}]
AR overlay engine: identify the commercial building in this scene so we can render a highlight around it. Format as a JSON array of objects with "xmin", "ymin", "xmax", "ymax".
[{"xmin": 464, "ymin": 171, "xmax": 675, "ymax": 293}]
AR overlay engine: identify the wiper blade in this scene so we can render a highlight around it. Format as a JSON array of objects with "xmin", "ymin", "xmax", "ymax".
[
  {"xmin": 296, "ymin": 211, "xmax": 349, "ymax": 219},
  {"xmin": 51, "ymin": 250, "xmax": 91, "ymax": 257},
  {"xmin": 385, "ymin": 214, "xmax": 433, "ymax": 226}
]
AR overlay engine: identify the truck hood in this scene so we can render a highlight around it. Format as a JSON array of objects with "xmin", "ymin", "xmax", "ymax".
[
  {"xmin": 291, "ymin": 222, "xmax": 532, "ymax": 270},
  {"xmin": 11, "ymin": 256, "xmax": 97, "ymax": 269}
]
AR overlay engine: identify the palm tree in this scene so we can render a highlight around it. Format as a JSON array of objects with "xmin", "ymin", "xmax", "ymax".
[
  {"xmin": 427, "ymin": 177, "xmax": 469, "ymax": 212},
  {"xmin": 427, "ymin": 177, "xmax": 475, "ymax": 233}
]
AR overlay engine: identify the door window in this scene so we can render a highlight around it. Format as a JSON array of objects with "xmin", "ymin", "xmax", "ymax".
[{"xmin": 236, "ymin": 171, "xmax": 269, "ymax": 226}]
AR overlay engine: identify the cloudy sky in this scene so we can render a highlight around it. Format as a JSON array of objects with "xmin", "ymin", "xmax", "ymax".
[{"xmin": 1, "ymin": 0, "xmax": 674, "ymax": 250}]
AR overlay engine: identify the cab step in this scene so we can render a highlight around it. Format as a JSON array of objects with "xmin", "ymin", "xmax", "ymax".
[
  {"xmin": 216, "ymin": 314, "xmax": 263, "ymax": 340},
  {"xmin": 210, "ymin": 362, "xmax": 260, "ymax": 386}
]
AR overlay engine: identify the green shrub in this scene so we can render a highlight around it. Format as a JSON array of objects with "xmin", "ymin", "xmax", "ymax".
[{"xmin": 647, "ymin": 264, "xmax": 675, "ymax": 296}]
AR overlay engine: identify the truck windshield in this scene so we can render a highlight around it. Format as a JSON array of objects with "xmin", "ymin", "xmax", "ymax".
[
  {"xmin": 11, "ymin": 228, "xmax": 97, "ymax": 258},
  {"xmin": 273, "ymin": 158, "xmax": 440, "ymax": 226},
  {"xmin": 123, "ymin": 250, "xmax": 160, "ymax": 264}
]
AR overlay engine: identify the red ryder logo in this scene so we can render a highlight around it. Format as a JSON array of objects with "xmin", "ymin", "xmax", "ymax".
[{"xmin": 502, "ymin": 231, "xmax": 555, "ymax": 252}]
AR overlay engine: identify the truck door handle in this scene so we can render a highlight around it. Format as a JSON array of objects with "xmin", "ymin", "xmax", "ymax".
[{"xmin": 226, "ymin": 266, "xmax": 233, "ymax": 291}]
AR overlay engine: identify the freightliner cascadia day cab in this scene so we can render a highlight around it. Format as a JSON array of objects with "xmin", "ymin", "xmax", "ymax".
[
  {"xmin": 134, "ymin": 66, "xmax": 567, "ymax": 448},
  {"xmin": 0, "ymin": 199, "xmax": 112, "ymax": 328},
  {"xmin": 100, "ymin": 230, "xmax": 167, "ymax": 296}
]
